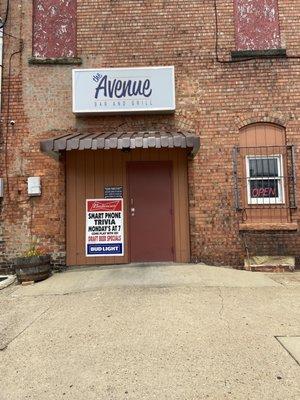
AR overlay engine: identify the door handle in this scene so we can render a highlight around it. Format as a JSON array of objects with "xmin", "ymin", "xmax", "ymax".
[{"xmin": 130, "ymin": 198, "xmax": 135, "ymax": 216}]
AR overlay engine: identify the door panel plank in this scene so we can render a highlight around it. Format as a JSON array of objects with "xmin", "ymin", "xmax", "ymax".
[
  {"xmin": 178, "ymin": 151, "xmax": 190, "ymax": 261},
  {"xmin": 85, "ymin": 151, "xmax": 96, "ymax": 265},
  {"xmin": 102, "ymin": 151, "xmax": 116, "ymax": 265},
  {"xmin": 76, "ymin": 152, "xmax": 86, "ymax": 265},
  {"xmin": 66, "ymin": 152, "xmax": 77, "ymax": 265},
  {"xmin": 172, "ymin": 151, "xmax": 181, "ymax": 260}
]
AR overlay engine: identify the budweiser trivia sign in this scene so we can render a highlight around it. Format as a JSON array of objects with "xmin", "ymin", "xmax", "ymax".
[{"xmin": 86, "ymin": 199, "xmax": 124, "ymax": 256}]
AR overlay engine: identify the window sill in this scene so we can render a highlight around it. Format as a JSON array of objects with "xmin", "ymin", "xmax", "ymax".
[
  {"xmin": 231, "ymin": 48, "xmax": 287, "ymax": 60},
  {"xmin": 239, "ymin": 222, "xmax": 298, "ymax": 231},
  {"xmin": 28, "ymin": 57, "xmax": 83, "ymax": 66}
]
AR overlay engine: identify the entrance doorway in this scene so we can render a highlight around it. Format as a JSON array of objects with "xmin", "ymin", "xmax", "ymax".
[
  {"xmin": 127, "ymin": 161, "xmax": 174, "ymax": 262},
  {"xmin": 66, "ymin": 149, "xmax": 190, "ymax": 266}
]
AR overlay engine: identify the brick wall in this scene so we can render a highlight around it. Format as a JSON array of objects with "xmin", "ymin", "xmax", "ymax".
[
  {"xmin": 1, "ymin": 0, "xmax": 300, "ymax": 269},
  {"xmin": 0, "ymin": 1, "xmax": 67, "ymax": 269}
]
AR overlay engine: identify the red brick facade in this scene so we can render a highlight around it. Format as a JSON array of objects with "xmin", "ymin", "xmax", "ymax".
[{"xmin": 1, "ymin": 0, "xmax": 300, "ymax": 270}]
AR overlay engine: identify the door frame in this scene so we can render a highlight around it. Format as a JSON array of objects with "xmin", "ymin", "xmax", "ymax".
[{"xmin": 126, "ymin": 160, "xmax": 175, "ymax": 263}]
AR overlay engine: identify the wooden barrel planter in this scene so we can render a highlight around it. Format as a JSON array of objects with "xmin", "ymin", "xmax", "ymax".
[{"xmin": 13, "ymin": 255, "xmax": 51, "ymax": 283}]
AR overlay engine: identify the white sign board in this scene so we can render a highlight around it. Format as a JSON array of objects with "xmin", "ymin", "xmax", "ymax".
[
  {"xmin": 73, "ymin": 66, "xmax": 175, "ymax": 114},
  {"xmin": 86, "ymin": 199, "xmax": 124, "ymax": 257}
]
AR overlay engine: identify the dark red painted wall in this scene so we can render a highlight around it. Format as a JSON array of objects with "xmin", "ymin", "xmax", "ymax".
[
  {"xmin": 234, "ymin": 0, "xmax": 281, "ymax": 51},
  {"xmin": 33, "ymin": 0, "xmax": 76, "ymax": 58}
]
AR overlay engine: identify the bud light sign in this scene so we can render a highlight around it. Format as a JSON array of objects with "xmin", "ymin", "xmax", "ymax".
[
  {"xmin": 86, "ymin": 199, "xmax": 124, "ymax": 256},
  {"xmin": 73, "ymin": 66, "xmax": 175, "ymax": 114}
]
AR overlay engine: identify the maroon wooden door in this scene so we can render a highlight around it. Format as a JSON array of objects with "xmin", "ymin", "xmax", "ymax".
[{"xmin": 127, "ymin": 161, "xmax": 174, "ymax": 262}]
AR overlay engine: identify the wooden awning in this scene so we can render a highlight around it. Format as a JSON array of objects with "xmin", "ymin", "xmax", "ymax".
[{"xmin": 40, "ymin": 130, "xmax": 200, "ymax": 157}]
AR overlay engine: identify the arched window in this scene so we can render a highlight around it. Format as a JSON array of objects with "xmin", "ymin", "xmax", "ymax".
[{"xmin": 233, "ymin": 123, "xmax": 296, "ymax": 224}]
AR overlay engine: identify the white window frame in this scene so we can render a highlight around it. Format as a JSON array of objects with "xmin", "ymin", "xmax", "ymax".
[{"xmin": 246, "ymin": 154, "xmax": 285, "ymax": 205}]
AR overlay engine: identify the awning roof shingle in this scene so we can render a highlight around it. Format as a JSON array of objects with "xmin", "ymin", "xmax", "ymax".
[{"xmin": 40, "ymin": 130, "xmax": 200, "ymax": 157}]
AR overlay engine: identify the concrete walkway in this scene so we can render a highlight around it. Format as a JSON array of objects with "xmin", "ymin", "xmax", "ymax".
[
  {"xmin": 1, "ymin": 264, "xmax": 300, "ymax": 400},
  {"xmin": 11, "ymin": 263, "xmax": 284, "ymax": 297}
]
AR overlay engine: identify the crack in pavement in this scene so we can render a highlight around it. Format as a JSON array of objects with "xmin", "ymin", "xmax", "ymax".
[
  {"xmin": 217, "ymin": 287, "xmax": 231, "ymax": 336},
  {"xmin": 275, "ymin": 336, "xmax": 300, "ymax": 367},
  {"xmin": 0, "ymin": 306, "xmax": 51, "ymax": 351}
]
